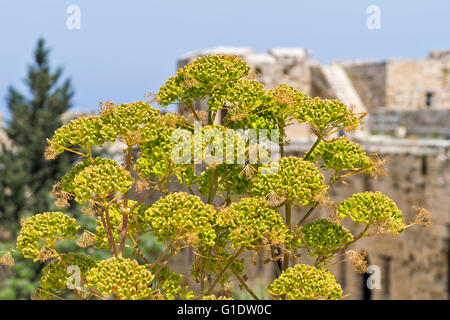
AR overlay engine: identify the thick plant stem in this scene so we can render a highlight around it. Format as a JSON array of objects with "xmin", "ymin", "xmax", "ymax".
[
  {"xmin": 231, "ymin": 267, "xmax": 260, "ymax": 300},
  {"xmin": 284, "ymin": 202, "xmax": 291, "ymax": 228},
  {"xmin": 203, "ymin": 167, "xmax": 219, "ymax": 291},
  {"xmin": 200, "ymin": 247, "xmax": 213, "ymax": 292},
  {"xmin": 149, "ymin": 238, "xmax": 178, "ymax": 271},
  {"xmin": 101, "ymin": 206, "xmax": 117, "ymax": 257},
  {"xmin": 279, "ymin": 139, "xmax": 284, "ymax": 158},
  {"xmin": 206, "ymin": 246, "xmax": 244, "ymax": 295},
  {"xmin": 118, "ymin": 213, "xmax": 128, "ymax": 257},
  {"xmin": 297, "ymin": 206, "xmax": 316, "ymax": 226},
  {"xmin": 129, "ymin": 234, "xmax": 150, "ymax": 265},
  {"xmin": 119, "ymin": 145, "xmax": 133, "ymax": 256},
  {"xmin": 189, "ymin": 103, "xmax": 201, "ymax": 122},
  {"xmin": 208, "ymin": 168, "xmax": 219, "ymax": 205},
  {"xmin": 304, "ymin": 135, "xmax": 322, "ymax": 160},
  {"xmin": 152, "ymin": 242, "xmax": 180, "ymax": 278},
  {"xmin": 123, "ymin": 145, "xmax": 132, "ymax": 205},
  {"xmin": 283, "ymin": 202, "xmax": 291, "ymax": 271},
  {"xmin": 86, "ymin": 148, "xmax": 95, "ymax": 165},
  {"xmin": 100, "ymin": 213, "xmax": 115, "ymax": 256},
  {"xmin": 274, "ymin": 125, "xmax": 285, "ymax": 276},
  {"xmin": 270, "ymin": 246, "xmax": 282, "ymax": 277}
]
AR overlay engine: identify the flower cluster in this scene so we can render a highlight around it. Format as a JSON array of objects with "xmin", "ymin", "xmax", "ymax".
[
  {"xmin": 308, "ymin": 137, "xmax": 374, "ymax": 174},
  {"xmin": 157, "ymin": 54, "xmax": 250, "ymax": 107},
  {"xmin": 208, "ymin": 79, "xmax": 268, "ymax": 112},
  {"xmin": 60, "ymin": 157, "xmax": 116, "ymax": 194},
  {"xmin": 46, "ymin": 101, "xmax": 161, "ymax": 159},
  {"xmin": 299, "ymin": 219, "xmax": 353, "ymax": 257},
  {"xmin": 17, "ymin": 212, "xmax": 79, "ymax": 260},
  {"xmin": 216, "ymin": 197, "xmax": 290, "ymax": 249},
  {"xmin": 134, "ymin": 113, "xmax": 196, "ymax": 185},
  {"xmin": 47, "ymin": 116, "xmax": 109, "ymax": 156},
  {"xmin": 71, "ymin": 159, "xmax": 134, "ymax": 204},
  {"xmin": 86, "ymin": 257, "xmax": 154, "ymax": 300},
  {"xmin": 208, "ymin": 79, "xmax": 276, "ymax": 129},
  {"xmin": 337, "ymin": 191, "xmax": 405, "ymax": 234},
  {"xmin": 139, "ymin": 112, "xmax": 189, "ymax": 144},
  {"xmin": 292, "ymin": 97, "xmax": 360, "ymax": 133},
  {"xmin": 266, "ymin": 84, "xmax": 308, "ymax": 125},
  {"xmin": 144, "ymin": 192, "xmax": 216, "ymax": 247},
  {"xmin": 267, "ymin": 264, "xmax": 342, "ymax": 300},
  {"xmin": 39, "ymin": 253, "xmax": 97, "ymax": 294},
  {"xmin": 251, "ymin": 156, "xmax": 326, "ymax": 206},
  {"xmin": 99, "ymin": 101, "xmax": 160, "ymax": 144}
]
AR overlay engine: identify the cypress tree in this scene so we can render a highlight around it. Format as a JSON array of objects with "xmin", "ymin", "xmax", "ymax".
[{"xmin": 0, "ymin": 38, "xmax": 74, "ymax": 227}]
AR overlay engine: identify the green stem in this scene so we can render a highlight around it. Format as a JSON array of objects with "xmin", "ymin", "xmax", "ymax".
[
  {"xmin": 86, "ymin": 147, "xmax": 94, "ymax": 165},
  {"xmin": 189, "ymin": 103, "xmax": 201, "ymax": 122},
  {"xmin": 208, "ymin": 168, "xmax": 219, "ymax": 205},
  {"xmin": 314, "ymin": 225, "xmax": 370, "ymax": 266},
  {"xmin": 101, "ymin": 206, "xmax": 117, "ymax": 257},
  {"xmin": 304, "ymin": 135, "xmax": 322, "ymax": 160},
  {"xmin": 279, "ymin": 139, "xmax": 284, "ymax": 158},
  {"xmin": 129, "ymin": 234, "xmax": 150, "ymax": 265},
  {"xmin": 123, "ymin": 145, "xmax": 132, "ymax": 205},
  {"xmin": 282, "ymin": 202, "xmax": 291, "ymax": 271},
  {"xmin": 279, "ymin": 123, "xmax": 285, "ymax": 158},
  {"xmin": 270, "ymin": 246, "xmax": 282, "ymax": 277},
  {"xmin": 205, "ymin": 246, "xmax": 244, "ymax": 295},
  {"xmin": 149, "ymin": 237, "xmax": 178, "ymax": 271},
  {"xmin": 203, "ymin": 166, "xmax": 219, "ymax": 290},
  {"xmin": 119, "ymin": 145, "xmax": 133, "ymax": 256},
  {"xmin": 297, "ymin": 205, "xmax": 316, "ymax": 226},
  {"xmin": 274, "ymin": 124, "xmax": 285, "ymax": 276},
  {"xmin": 152, "ymin": 242, "xmax": 180, "ymax": 279},
  {"xmin": 231, "ymin": 267, "xmax": 260, "ymax": 300},
  {"xmin": 200, "ymin": 247, "xmax": 212, "ymax": 292},
  {"xmin": 343, "ymin": 224, "xmax": 370, "ymax": 248},
  {"xmin": 118, "ymin": 211, "xmax": 129, "ymax": 257},
  {"xmin": 187, "ymin": 186, "xmax": 196, "ymax": 196}
]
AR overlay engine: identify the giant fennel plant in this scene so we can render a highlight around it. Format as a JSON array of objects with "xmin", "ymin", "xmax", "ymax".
[{"xmin": 1, "ymin": 54, "xmax": 430, "ymax": 300}]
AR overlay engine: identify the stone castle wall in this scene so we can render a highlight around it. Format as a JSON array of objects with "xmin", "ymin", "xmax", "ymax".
[
  {"xmin": 342, "ymin": 61, "xmax": 387, "ymax": 112},
  {"xmin": 386, "ymin": 59, "xmax": 449, "ymax": 110}
]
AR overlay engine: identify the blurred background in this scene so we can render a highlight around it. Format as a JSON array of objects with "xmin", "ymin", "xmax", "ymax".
[{"xmin": 0, "ymin": 0, "xmax": 449, "ymax": 299}]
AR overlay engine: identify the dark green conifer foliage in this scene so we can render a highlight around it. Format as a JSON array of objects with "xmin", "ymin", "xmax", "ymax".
[{"xmin": 0, "ymin": 38, "xmax": 74, "ymax": 226}]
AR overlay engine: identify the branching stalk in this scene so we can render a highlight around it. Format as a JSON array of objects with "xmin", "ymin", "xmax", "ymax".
[
  {"xmin": 231, "ymin": 267, "xmax": 260, "ymax": 300},
  {"xmin": 205, "ymin": 246, "xmax": 244, "ymax": 295},
  {"xmin": 119, "ymin": 144, "xmax": 133, "ymax": 256}
]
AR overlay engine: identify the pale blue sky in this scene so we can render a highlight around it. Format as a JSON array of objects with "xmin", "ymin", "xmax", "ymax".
[{"xmin": 0, "ymin": 1, "xmax": 449, "ymax": 121}]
